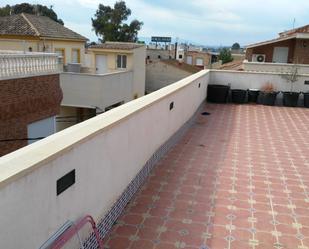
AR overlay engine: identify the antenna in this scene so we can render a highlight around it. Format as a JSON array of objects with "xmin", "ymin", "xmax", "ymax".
[{"xmin": 293, "ymin": 18, "xmax": 296, "ymax": 29}]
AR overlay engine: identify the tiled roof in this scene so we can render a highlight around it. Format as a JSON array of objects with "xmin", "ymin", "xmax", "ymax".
[
  {"xmin": 247, "ymin": 24, "xmax": 309, "ymax": 49},
  {"xmin": 0, "ymin": 14, "xmax": 37, "ymax": 36},
  {"xmin": 89, "ymin": 42, "xmax": 144, "ymax": 50},
  {"xmin": 0, "ymin": 13, "xmax": 87, "ymax": 41},
  {"xmin": 219, "ymin": 60, "xmax": 244, "ymax": 70},
  {"xmin": 279, "ymin": 24, "xmax": 309, "ymax": 37},
  {"xmin": 161, "ymin": 59, "xmax": 201, "ymax": 73}
]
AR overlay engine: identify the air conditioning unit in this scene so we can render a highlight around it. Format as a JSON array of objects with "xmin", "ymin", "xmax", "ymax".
[{"xmin": 252, "ymin": 54, "xmax": 266, "ymax": 63}]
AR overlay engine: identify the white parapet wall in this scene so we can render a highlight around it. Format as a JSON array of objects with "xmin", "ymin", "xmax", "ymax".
[
  {"xmin": 0, "ymin": 70, "xmax": 209, "ymax": 249},
  {"xmin": 60, "ymin": 71, "xmax": 134, "ymax": 111},
  {"xmin": 243, "ymin": 60, "xmax": 309, "ymax": 75},
  {"xmin": 0, "ymin": 50, "xmax": 60, "ymax": 79},
  {"xmin": 210, "ymin": 70, "xmax": 309, "ymax": 93}
]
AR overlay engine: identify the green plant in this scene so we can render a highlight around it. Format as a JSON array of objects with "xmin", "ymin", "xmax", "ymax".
[
  {"xmin": 92, "ymin": 1, "xmax": 143, "ymax": 42},
  {"xmin": 219, "ymin": 48, "xmax": 233, "ymax": 64},
  {"xmin": 0, "ymin": 3, "xmax": 64, "ymax": 24}
]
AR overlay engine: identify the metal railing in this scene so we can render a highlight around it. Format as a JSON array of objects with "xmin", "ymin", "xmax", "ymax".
[{"xmin": 0, "ymin": 50, "xmax": 61, "ymax": 79}]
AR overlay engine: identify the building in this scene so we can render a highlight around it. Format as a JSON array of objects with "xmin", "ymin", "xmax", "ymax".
[
  {"xmin": 246, "ymin": 24, "xmax": 309, "ymax": 64},
  {"xmin": 185, "ymin": 50, "xmax": 212, "ymax": 68},
  {"xmin": 0, "ymin": 51, "xmax": 62, "ymax": 156},
  {"xmin": 146, "ymin": 48, "xmax": 175, "ymax": 61},
  {"xmin": 0, "ymin": 13, "xmax": 88, "ymax": 66},
  {"xmin": 57, "ymin": 42, "xmax": 146, "ymax": 131}
]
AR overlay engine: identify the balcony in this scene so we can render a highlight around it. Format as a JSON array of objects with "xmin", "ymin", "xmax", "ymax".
[
  {"xmin": 0, "ymin": 70, "xmax": 308, "ymax": 249},
  {"xmin": 0, "ymin": 50, "xmax": 61, "ymax": 79}
]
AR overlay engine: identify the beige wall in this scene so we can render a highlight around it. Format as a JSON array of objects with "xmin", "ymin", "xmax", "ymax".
[
  {"xmin": 51, "ymin": 40, "xmax": 85, "ymax": 66},
  {"xmin": 0, "ymin": 39, "xmax": 40, "ymax": 52},
  {"xmin": 210, "ymin": 69, "xmax": 309, "ymax": 96},
  {"xmin": 0, "ymin": 38, "xmax": 86, "ymax": 65},
  {"xmin": 132, "ymin": 46, "xmax": 146, "ymax": 97},
  {"xmin": 146, "ymin": 61, "xmax": 192, "ymax": 92},
  {"xmin": 86, "ymin": 49, "xmax": 134, "ymax": 73},
  {"xmin": 60, "ymin": 71, "xmax": 134, "ymax": 111},
  {"xmin": 243, "ymin": 61, "xmax": 309, "ymax": 74},
  {"xmin": 86, "ymin": 45, "xmax": 146, "ymax": 98}
]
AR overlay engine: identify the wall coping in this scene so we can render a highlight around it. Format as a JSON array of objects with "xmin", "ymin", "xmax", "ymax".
[
  {"xmin": 61, "ymin": 70, "xmax": 133, "ymax": 77},
  {"xmin": 0, "ymin": 70, "xmax": 209, "ymax": 188},
  {"xmin": 210, "ymin": 69, "xmax": 309, "ymax": 77},
  {"xmin": 244, "ymin": 60, "xmax": 309, "ymax": 68},
  {"xmin": 0, "ymin": 72, "xmax": 61, "ymax": 81}
]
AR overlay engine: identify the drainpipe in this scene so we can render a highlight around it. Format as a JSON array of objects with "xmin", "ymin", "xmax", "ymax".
[{"xmin": 174, "ymin": 42, "xmax": 178, "ymax": 60}]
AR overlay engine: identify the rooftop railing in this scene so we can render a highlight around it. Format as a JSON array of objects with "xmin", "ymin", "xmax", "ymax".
[{"xmin": 0, "ymin": 50, "xmax": 61, "ymax": 79}]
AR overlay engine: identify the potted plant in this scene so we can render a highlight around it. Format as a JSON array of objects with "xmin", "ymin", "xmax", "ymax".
[
  {"xmin": 260, "ymin": 82, "xmax": 278, "ymax": 106},
  {"xmin": 207, "ymin": 84, "xmax": 230, "ymax": 103},
  {"xmin": 231, "ymin": 89, "xmax": 247, "ymax": 104},
  {"xmin": 304, "ymin": 91, "xmax": 309, "ymax": 108},
  {"xmin": 248, "ymin": 89, "xmax": 260, "ymax": 103},
  {"xmin": 281, "ymin": 65, "xmax": 300, "ymax": 107}
]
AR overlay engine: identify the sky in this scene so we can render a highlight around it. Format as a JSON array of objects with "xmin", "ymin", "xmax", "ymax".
[{"xmin": 3, "ymin": 0, "xmax": 309, "ymax": 46}]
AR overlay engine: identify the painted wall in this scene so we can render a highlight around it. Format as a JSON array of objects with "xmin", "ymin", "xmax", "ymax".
[
  {"xmin": 0, "ymin": 39, "xmax": 39, "ymax": 52},
  {"xmin": 210, "ymin": 70, "xmax": 309, "ymax": 104},
  {"xmin": 52, "ymin": 40, "xmax": 86, "ymax": 66},
  {"xmin": 0, "ymin": 70, "xmax": 209, "ymax": 249},
  {"xmin": 244, "ymin": 61, "xmax": 309, "ymax": 74},
  {"xmin": 86, "ymin": 46, "xmax": 146, "ymax": 98},
  {"xmin": 0, "ymin": 38, "xmax": 86, "ymax": 65},
  {"xmin": 60, "ymin": 71, "xmax": 134, "ymax": 111},
  {"xmin": 86, "ymin": 50, "xmax": 134, "ymax": 74},
  {"xmin": 132, "ymin": 46, "xmax": 146, "ymax": 97},
  {"xmin": 146, "ymin": 61, "xmax": 192, "ymax": 92}
]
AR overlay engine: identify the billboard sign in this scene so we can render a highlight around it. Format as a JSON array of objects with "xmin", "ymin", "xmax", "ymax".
[{"xmin": 151, "ymin": 36, "xmax": 172, "ymax": 43}]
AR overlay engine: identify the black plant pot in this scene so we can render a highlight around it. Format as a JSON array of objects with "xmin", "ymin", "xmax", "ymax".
[
  {"xmin": 282, "ymin": 92, "xmax": 300, "ymax": 107},
  {"xmin": 248, "ymin": 89, "xmax": 260, "ymax": 103},
  {"xmin": 261, "ymin": 91, "xmax": 278, "ymax": 106},
  {"xmin": 304, "ymin": 92, "xmax": 309, "ymax": 108},
  {"xmin": 207, "ymin": 84, "xmax": 230, "ymax": 103},
  {"xmin": 231, "ymin": 89, "xmax": 247, "ymax": 104}
]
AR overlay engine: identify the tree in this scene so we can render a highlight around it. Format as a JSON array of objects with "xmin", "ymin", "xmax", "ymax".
[
  {"xmin": 92, "ymin": 1, "xmax": 143, "ymax": 42},
  {"xmin": 219, "ymin": 48, "xmax": 233, "ymax": 64},
  {"xmin": 0, "ymin": 3, "xmax": 64, "ymax": 25},
  {"xmin": 232, "ymin": 42, "xmax": 240, "ymax": 50},
  {"xmin": 0, "ymin": 4, "xmax": 10, "ymax": 16}
]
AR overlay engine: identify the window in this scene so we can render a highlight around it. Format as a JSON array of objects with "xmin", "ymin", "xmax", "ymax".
[
  {"xmin": 196, "ymin": 58, "xmax": 204, "ymax": 66},
  {"xmin": 55, "ymin": 48, "xmax": 65, "ymax": 64},
  {"xmin": 27, "ymin": 116, "xmax": 56, "ymax": 145},
  {"xmin": 72, "ymin": 49, "xmax": 80, "ymax": 63},
  {"xmin": 179, "ymin": 54, "xmax": 183, "ymax": 59},
  {"xmin": 117, "ymin": 55, "xmax": 127, "ymax": 69}
]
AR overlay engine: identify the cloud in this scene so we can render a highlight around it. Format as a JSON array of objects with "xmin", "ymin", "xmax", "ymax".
[{"xmin": 7, "ymin": 0, "xmax": 309, "ymax": 45}]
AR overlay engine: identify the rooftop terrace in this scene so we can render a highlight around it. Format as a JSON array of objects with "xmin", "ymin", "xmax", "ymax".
[
  {"xmin": 103, "ymin": 103, "xmax": 309, "ymax": 249},
  {"xmin": 0, "ymin": 69, "xmax": 308, "ymax": 249}
]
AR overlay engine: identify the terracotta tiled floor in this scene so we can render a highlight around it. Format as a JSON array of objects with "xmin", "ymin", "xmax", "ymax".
[{"xmin": 104, "ymin": 104, "xmax": 309, "ymax": 249}]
